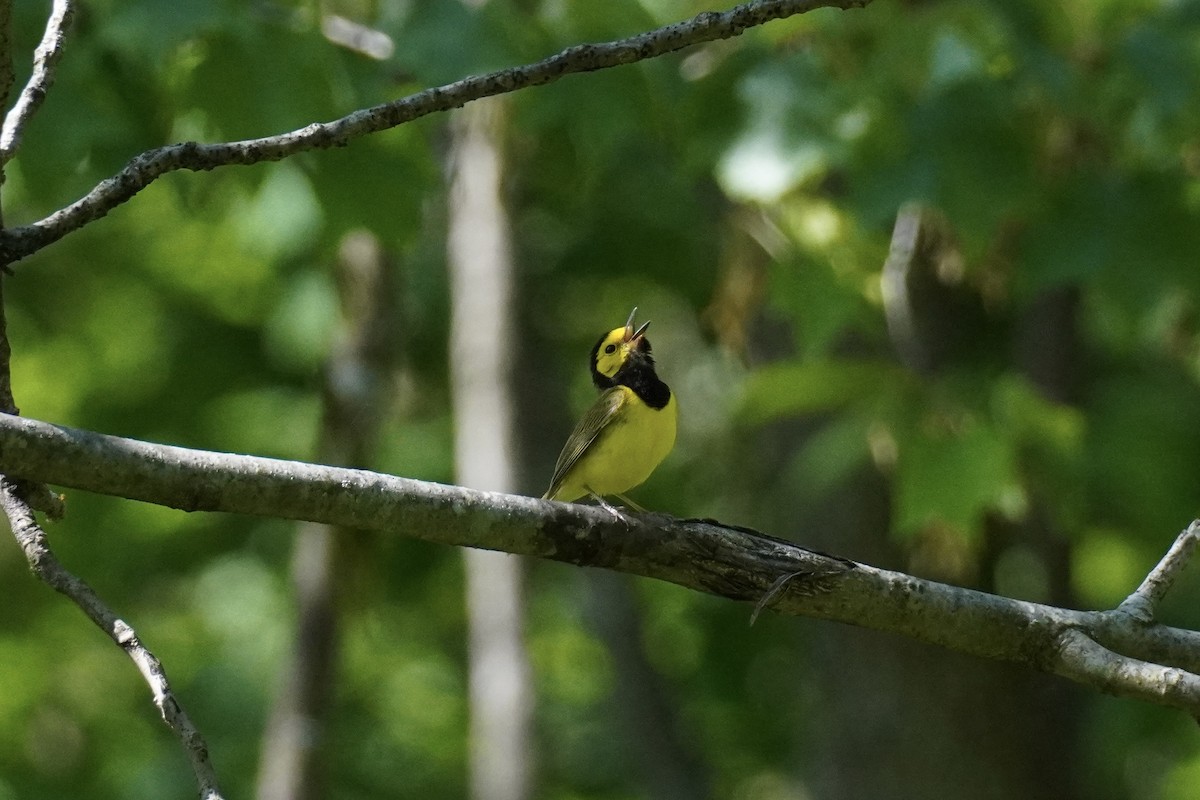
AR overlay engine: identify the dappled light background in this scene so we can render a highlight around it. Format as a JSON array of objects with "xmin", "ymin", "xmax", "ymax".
[{"xmin": 3, "ymin": 0, "xmax": 1200, "ymax": 798}]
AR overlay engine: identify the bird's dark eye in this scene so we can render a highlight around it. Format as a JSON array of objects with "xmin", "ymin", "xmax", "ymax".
[{"xmin": 604, "ymin": 344, "xmax": 617, "ymax": 354}]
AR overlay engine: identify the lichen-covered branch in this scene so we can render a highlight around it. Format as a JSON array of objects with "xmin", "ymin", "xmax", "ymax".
[
  {"xmin": 1, "ymin": 412, "xmax": 1199, "ymax": 715},
  {"xmin": 0, "ymin": 0, "xmax": 867, "ymax": 266},
  {"xmin": 0, "ymin": 477, "xmax": 224, "ymax": 800},
  {"xmin": 0, "ymin": 0, "xmax": 75, "ymax": 163}
]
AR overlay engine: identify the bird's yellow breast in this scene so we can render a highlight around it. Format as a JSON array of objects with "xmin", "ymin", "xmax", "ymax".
[{"xmin": 552, "ymin": 387, "xmax": 677, "ymax": 502}]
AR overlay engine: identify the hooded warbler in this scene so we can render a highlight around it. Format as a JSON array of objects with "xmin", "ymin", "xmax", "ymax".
[{"xmin": 543, "ymin": 307, "xmax": 677, "ymax": 512}]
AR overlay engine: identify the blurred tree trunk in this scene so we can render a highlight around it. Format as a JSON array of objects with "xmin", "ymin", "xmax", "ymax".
[
  {"xmin": 256, "ymin": 231, "xmax": 399, "ymax": 800},
  {"xmin": 448, "ymin": 95, "xmax": 535, "ymax": 800},
  {"xmin": 800, "ymin": 474, "xmax": 1083, "ymax": 800},
  {"xmin": 796, "ymin": 208, "xmax": 1083, "ymax": 800},
  {"xmin": 584, "ymin": 571, "xmax": 712, "ymax": 800}
]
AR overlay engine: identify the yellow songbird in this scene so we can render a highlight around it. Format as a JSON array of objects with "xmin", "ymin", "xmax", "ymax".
[{"xmin": 543, "ymin": 307, "xmax": 677, "ymax": 513}]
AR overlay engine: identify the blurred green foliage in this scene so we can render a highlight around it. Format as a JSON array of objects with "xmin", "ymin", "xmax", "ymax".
[{"xmin": 2, "ymin": 0, "xmax": 1200, "ymax": 798}]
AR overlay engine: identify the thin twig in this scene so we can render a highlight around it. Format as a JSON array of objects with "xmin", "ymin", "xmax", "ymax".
[
  {"xmin": 750, "ymin": 570, "xmax": 805, "ymax": 625},
  {"xmin": 0, "ymin": 478, "xmax": 225, "ymax": 800},
  {"xmin": 0, "ymin": 0, "xmax": 75, "ymax": 163},
  {"xmin": 1118, "ymin": 520, "xmax": 1200, "ymax": 624},
  {"xmin": 0, "ymin": 0, "xmax": 868, "ymax": 266}
]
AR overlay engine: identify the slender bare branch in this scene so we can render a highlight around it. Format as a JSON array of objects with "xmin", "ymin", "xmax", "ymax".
[
  {"xmin": 1118, "ymin": 520, "xmax": 1200, "ymax": 624},
  {"xmin": 0, "ymin": 0, "xmax": 75, "ymax": 164},
  {"xmin": 0, "ymin": 477, "xmax": 224, "ymax": 800},
  {"xmin": 0, "ymin": 0, "xmax": 868, "ymax": 266},
  {"xmin": 1, "ymin": 412, "xmax": 1200, "ymax": 714}
]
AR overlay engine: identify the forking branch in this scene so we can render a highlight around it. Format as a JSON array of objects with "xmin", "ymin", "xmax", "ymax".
[
  {"xmin": 1118, "ymin": 521, "xmax": 1200, "ymax": 624},
  {"xmin": 0, "ymin": 477, "xmax": 224, "ymax": 800}
]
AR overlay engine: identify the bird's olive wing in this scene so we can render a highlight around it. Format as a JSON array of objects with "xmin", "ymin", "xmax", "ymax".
[{"xmin": 546, "ymin": 386, "xmax": 628, "ymax": 497}]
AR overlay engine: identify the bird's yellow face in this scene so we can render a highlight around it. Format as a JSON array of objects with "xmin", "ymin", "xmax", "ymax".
[
  {"xmin": 591, "ymin": 308, "xmax": 651, "ymax": 381},
  {"xmin": 544, "ymin": 304, "xmax": 674, "ymax": 504}
]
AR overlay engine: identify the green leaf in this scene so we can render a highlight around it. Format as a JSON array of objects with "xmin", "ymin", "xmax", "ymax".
[
  {"xmin": 738, "ymin": 359, "xmax": 911, "ymax": 424},
  {"xmin": 1085, "ymin": 368, "xmax": 1200, "ymax": 536},
  {"xmin": 786, "ymin": 413, "xmax": 875, "ymax": 502},
  {"xmin": 894, "ymin": 416, "xmax": 1018, "ymax": 537},
  {"xmin": 991, "ymin": 374, "xmax": 1084, "ymax": 458}
]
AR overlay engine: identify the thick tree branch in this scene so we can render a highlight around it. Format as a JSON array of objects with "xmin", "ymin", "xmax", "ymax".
[
  {"xmin": 0, "ymin": 0, "xmax": 75, "ymax": 164},
  {"xmin": 0, "ymin": 0, "xmax": 867, "ymax": 266},
  {"xmin": 0, "ymin": 477, "xmax": 224, "ymax": 800},
  {"xmin": 1, "ymin": 412, "xmax": 1200, "ymax": 714}
]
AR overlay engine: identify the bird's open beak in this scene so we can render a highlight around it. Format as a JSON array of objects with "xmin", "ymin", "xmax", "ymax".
[{"xmin": 624, "ymin": 307, "xmax": 651, "ymax": 344}]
